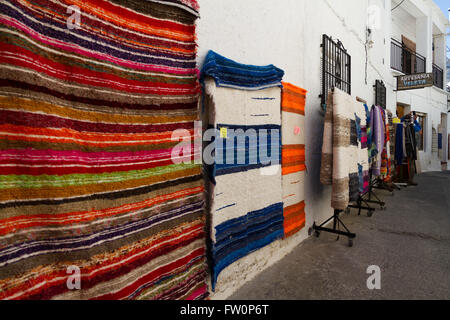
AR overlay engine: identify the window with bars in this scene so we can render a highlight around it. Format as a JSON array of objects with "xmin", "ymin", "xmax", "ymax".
[
  {"xmin": 374, "ymin": 80, "xmax": 386, "ymax": 109},
  {"xmin": 320, "ymin": 34, "xmax": 351, "ymax": 109}
]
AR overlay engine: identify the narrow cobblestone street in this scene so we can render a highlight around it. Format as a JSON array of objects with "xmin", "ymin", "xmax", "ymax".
[{"xmin": 230, "ymin": 172, "xmax": 450, "ymax": 300}]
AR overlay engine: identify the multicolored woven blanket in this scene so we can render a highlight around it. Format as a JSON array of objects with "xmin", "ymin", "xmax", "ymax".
[{"xmin": 0, "ymin": 0, "xmax": 208, "ymax": 300}]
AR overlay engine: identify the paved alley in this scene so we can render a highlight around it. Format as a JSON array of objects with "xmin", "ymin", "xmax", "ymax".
[{"xmin": 230, "ymin": 171, "xmax": 450, "ymax": 300}]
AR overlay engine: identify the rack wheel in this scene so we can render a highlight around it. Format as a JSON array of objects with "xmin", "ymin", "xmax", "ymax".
[
  {"xmin": 348, "ymin": 238, "xmax": 354, "ymax": 247},
  {"xmin": 345, "ymin": 208, "xmax": 351, "ymax": 215},
  {"xmin": 380, "ymin": 206, "xmax": 386, "ymax": 211},
  {"xmin": 367, "ymin": 210, "xmax": 374, "ymax": 217},
  {"xmin": 315, "ymin": 230, "xmax": 321, "ymax": 238}
]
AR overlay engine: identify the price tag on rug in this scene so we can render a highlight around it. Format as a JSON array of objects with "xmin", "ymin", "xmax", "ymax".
[{"xmin": 220, "ymin": 127, "xmax": 228, "ymax": 139}]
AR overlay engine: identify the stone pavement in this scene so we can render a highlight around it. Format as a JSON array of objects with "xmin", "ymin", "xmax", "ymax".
[{"xmin": 230, "ymin": 171, "xmax": 450, "ymax": 300}]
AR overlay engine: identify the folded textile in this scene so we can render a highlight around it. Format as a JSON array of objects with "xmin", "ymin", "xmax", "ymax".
[
  {"xmin": 281, "ymin": 82, "xmax": 307, "ymax": 238},
  {"xmin": 201, "ymin": 51, "xmax": 285, "ymax": 90}
]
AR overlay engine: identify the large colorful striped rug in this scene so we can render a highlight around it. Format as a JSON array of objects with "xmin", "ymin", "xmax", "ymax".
[
  {"xmin": 281, "ymin": 82, "xmax": 307, "ymax": 238},
  {"xmin": 201, "ymin": 51, "xmax": 284, "ymax": 292},
  {"xmin": 0, "ymin": 0, "xmax": 208, "ymax": 300}
]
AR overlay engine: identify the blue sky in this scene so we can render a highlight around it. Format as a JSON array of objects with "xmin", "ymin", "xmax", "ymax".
[
  {"xmin": 433, "ymin": 0, "xmax": 448, "ymax": 18},
  {"xmin": 433, "ymin": 0, "xmax": 449, "ymax": 59}
]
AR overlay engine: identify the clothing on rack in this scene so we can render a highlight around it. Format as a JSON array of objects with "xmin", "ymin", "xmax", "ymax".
[
  {"xmin": 380, "ymin": 108, "xmax": 390, "ymax": 179},
  {"xmin": 369, "ymin": 105, "xmax": 386, "ymax": 177},
  {"xmin": 395, "ymin": 123, "xmax": 406, "ymax": 165},
  {"xmin": 404, "ymin": 121, "xmax": 418, "ymax": 161},
  {"xmin": 386, "ymin": 110, "xmax": 396, "ymax": 181}
]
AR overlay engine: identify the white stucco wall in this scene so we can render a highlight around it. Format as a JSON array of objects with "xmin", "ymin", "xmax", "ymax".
[
  {"xmin": 392, "ymin": 5, "xmax": 417, "ymax": 43},
  {"xmin": 195, "ymin": 0, "xmax": 449, "ymax": 299}
]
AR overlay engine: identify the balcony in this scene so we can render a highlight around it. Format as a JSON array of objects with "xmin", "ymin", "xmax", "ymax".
[
  {"xmin": 432, "ymin": 63, "xmax": 443, "ymax": 89},
  {"xmin": 391, "ymin": 39, "xmax": 426, "ymax": 75}
]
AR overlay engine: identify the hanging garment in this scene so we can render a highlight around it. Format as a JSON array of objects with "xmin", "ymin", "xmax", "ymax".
[
  {"xmin": 202, "ymin": 52, "xmax": 285, "ymax": 292},
  {"xmin": 395, "ymin": 123, "xmax": 406, "ymax": 165},
  {"xmin": 320, "ymin": 89, "xmax": 367, "ymax": 210},
  {"xmin": 281, "ymin": 82, "xmax": 307, "ymax": 238},
  {"xmin": 369, "ymin": 105, "xmax": 386, "ymax": 177},
  {"xmin": 387, "ymin": 110, "xmax": 396, "ymax": 176},
  {"xmin": 404, "ymin": 121, "xmax": 417, "ymax": 160},
  {"xmin": 0, "ymin": 0, "xmax": 209, "ymax": 300},
  {"xmin": 380, "ymin": 108, "xmax": 390, "ymax": 179},
  {"xmin": 360, "ymin": 117, "xmax": 370, "ymax": 194},
  {"xmin": 355, "ymin": 104, "xmax": 369, "ymax": 195}
]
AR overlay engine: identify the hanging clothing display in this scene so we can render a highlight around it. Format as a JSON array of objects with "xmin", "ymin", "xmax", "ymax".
[
  {"xmin": 0, "ymin": 0, "xmax": 209, "ymax": 300},
  {"xmin": 201, "ymin": 51, "xmax": 285, "ymax": 292},
  {"xmin": 356, "ymin": 104, "xmax": 370, "ymax": 195},
  {"xmin": 379, "ymin": 108, "xmax": 391, "ymax": 179},
  {"xmin": 404, "ymin": 118, "xmax": 418, "ymax": 184},
  {"xmin": 320, "ymin": 88, "xmax": 367, "ymax": 210},
  {"xmin": 369, "ymin": 105, "xmax": 386, "ymax": 177},
  {"xmin": 361, "ymin": 104, "xmax": 371, "ymax": 194},
  {"xmin": 395, "ymin": 123, "xmax": 406, "ymax": 165},
  {"xmin": 404, "ymin": 120, "xmax": 418, "ymax": 161},
  {"xmin": 394, "ymin": 118, "xmax": 417, "ymax": 184},
  {"xmin": 281, "ymin": 82, "xmax": 307, "ymax": 238},
  {"xmin": 386, "ymin": 110, "xmax": 396, "ymax": 178}
]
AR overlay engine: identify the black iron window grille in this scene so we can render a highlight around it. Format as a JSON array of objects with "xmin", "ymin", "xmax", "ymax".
[
  {"xmin": 374, "ymin": 80, "xmax": 386, "ymax": 109},
  {"xmin": 320, "ymin": 34, "xmax": 351, "ymax": 109}
]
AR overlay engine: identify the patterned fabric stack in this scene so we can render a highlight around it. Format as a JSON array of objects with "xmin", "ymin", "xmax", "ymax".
[
  {"xmin": 201, "ymin": 51, "xmax": 284, "ymax": 90},
  {"xmin": 202, "ymin": 51, "xmax": 285, "ymax": 291},
  {"xmin": 320, "ymin": 89, "xmax": 367, "ymax": 210},
  {"xmin": 281, "ymin": 82, "xmax": 307, "ymax": 238},
  {"xmin": 0, "ymin": 0, "xmax": 208, "ymax": 300}
]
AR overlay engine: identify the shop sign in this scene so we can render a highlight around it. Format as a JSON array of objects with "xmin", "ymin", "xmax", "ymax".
[{"xmin": 396, "ymin": 73, "xmax": 433, "ymax": 91}]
